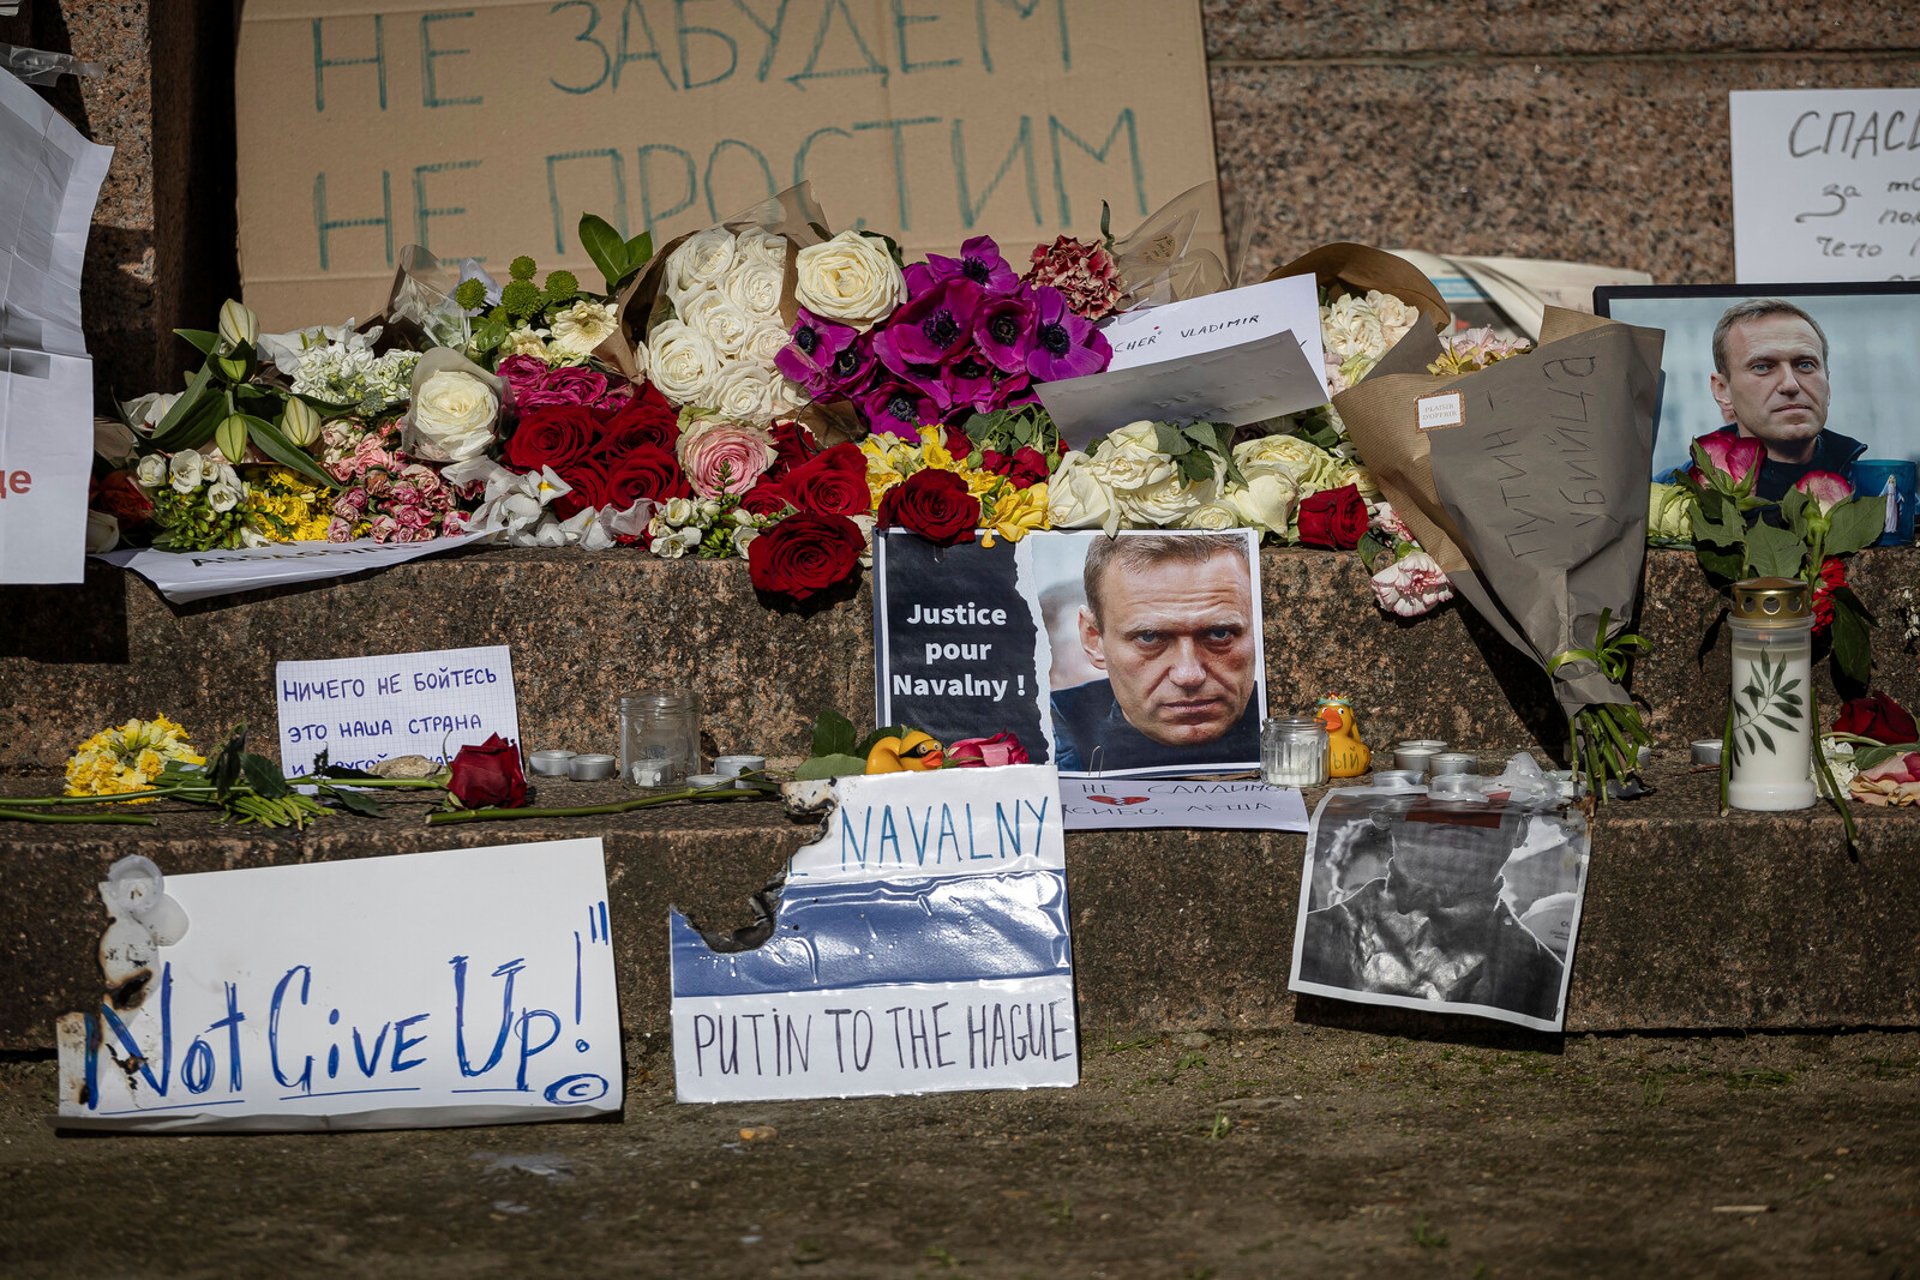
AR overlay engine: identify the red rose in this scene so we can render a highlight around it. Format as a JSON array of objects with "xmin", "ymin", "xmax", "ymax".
[
  {"xmin": 746, "ymin": 511, "xmax": 865, "ymax": 602},
  {"xmin": 767, "ymin": 420, "xmax": 821, "ymax": 479},
  {"xmin": 948, "ymin": 732, "xmax": 1030, "ymax": 768},
  {"xmin": 550, "ymin": 457, "xmax": 611, "ymax": 518},
  {"xmin": 943, "ymin": 423, "xmax": 974, "ymax": 459},
  {"xmin": 1297, "ymin": 483, "xmax": 1368, "ymax": 551},
  {"xmin": 597, "ymin": 383, "xmax": 679, "ymax": 456},
  {"xmin": 447, "ymin": 734, "xmax": 528, "ymax": 809},
  {"xmin": 601, "ymin": 445, "xmax": 690, "ymax": 512},
  {"xmin": 1834, "ymin": 691, "xmax": 1918, "ymax": 744},
  {"xmin": 96, "ymin": 471, "xmax": 153, "ymax": 526},
  {"xmin": 980, "ymin": 446, "xmax": 1050, "ymax": 489},
  {"xmin": 1812, "ymin": 556, "xmax": 1845, "ymax": 635},
  {"xmin": 504, "ymin": 404, "xmax": 599, "ymax": 471},
  {"xmin": 876, "ymin": 468, "xmax": 979, "ymax": 545},
  {"xmin": 739, "ymin": 479, "xmax": 794, "ymax": 517},
  {"xmin": 783, "ymin": 443, "xmax": 871, "ymax": 517}
]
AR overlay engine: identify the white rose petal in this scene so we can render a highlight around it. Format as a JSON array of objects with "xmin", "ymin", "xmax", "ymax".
[
  {"xmin": 708, "ymin": 361, "xmax": 779, "ymax": 426},
  {"xmin": 724, "ymin": 256, "xmax": 787, "ymax": 320},
  {"xmin": 647, "ymin": 320, "xmax": 720, "ymax": 406},
  {"xmin": 1122, "ymin": 469, "xmax": 1212, "ymax": 529},
  {"xmin": 734, "ymin": 228, "xmax": 789, "ymax": 276},
  {"xmin": 793, "ymin": 230, "xmax": 906, "ymax": 331},
  {"xmin": 668, "ymin": 228, "xmax": 737, "ymax": 298},
  {"xmin": 1180, "ymin": 499, "xmax": 1241, "ymax": 531},
  {"xmin": 681, "ymin": 291, "xmax": 756, "ymax": 358},
  {"xmin": 411, "ymin": 369, "xmax": 500, "ymax": 462},
  {"xmin": 1225, "ymin": 473, "xmax": 1299, "ymax": 538},
  {"xmin": 1048, "ymin": 451, "xmax": 1119, "ymax": 535}
]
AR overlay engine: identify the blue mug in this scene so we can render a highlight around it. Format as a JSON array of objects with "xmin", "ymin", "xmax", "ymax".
[{"xmin": 1852, "ymin": 460, "xmax": 1916, "ymax": 546}]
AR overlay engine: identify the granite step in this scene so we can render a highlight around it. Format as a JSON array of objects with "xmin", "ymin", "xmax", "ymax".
[{"xmin": 2, "ymin": 759, "xmax": 1913, "ymax": 1053}]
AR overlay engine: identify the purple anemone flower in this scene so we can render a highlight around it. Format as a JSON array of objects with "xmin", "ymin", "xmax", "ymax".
[
  {"xmin": 1025, "ymin": 285, "xmax": 1112, "ymax": 382},
  {"xmin": 919, "ymin": 234, "xmax": 1017, "ymax": 294},
  {"xmin": 973, "ymin": 289, "xmax": 1037, "ymax": 374},
  {"xmin": 775, "ymin": 308, "xmax": 859, "ymax": 394},
  {"xmin": 944, "ymin": 354, "xmax": 1001, "ymax": 414},
  {"xmin": 860, "ymin": 378, "xmax": 947, "ymax": 439},
  {"xmin": 874, "ymin": 277, "xmax": 982, "ymax": 375}
]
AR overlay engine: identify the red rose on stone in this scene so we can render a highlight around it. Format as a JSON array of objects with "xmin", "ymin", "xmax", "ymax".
[
  {"xmin": 739, "ymin": 479, "xmax": 794, "ymax": 517},
  {"xmin": 877, "ymin": 468, "xmax": 979, "ymax": 545},
  {"xmin": 1297, "ymin": 483, "xmax": 1368, "ymax": 551},
  {"xmin": 601, "ymin": 445, "xmax": 690, "ymax": 512},
  {"xmin": 767, "ymin": 420, "xmax": 821, "ymax": 479},
  {"xmin": 597, "ymin": 383, "xmax": 679, "ymax": 456},
  {"xmin": 1834, "ymin": 691, "xmax": 1918, "ymax": 744},
  {"xmin": 447, "ymin": 734, "xmax": 528, "ymax": 809},
  {"xmin": 550, "ymin": 457, "xmax": 612, "ymax": 518},
  {"xmin": 782, "ymin": 443, "xmax": 871, "ymax": 517},
  {"xmin": 746, "ymin": 511, "xmax": 865, "ymax": 602},
  {"xmin": 980, "ymin": 446, "xmax": 1050, "ymax": 489},
  {"xmin": 504, "ymin": 404, "xmax": 599, "ymax": 471}
]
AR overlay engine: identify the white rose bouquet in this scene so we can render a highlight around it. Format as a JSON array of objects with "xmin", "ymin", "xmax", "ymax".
[{"xmin": 642, "ymin": 225, "xmax": 808, "ymax": 426}]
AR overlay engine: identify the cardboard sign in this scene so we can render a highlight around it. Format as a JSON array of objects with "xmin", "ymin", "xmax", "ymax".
[
  {"xmin": 1731, "ymin": 88, "xmax": 1920, "ymax": 283},
  {"xmin": 670, "ymin": 765, "xmax": 1075, "ymax": 1101},
  {"xmin": 1060, "ymin": 777, "xmax": 1307, "ymax": 831},
  {"xmin": 1039, "ymin": 275, "xmax": 1330, "ymax": 448},
  {"xmin": 234, "ymin": 0, "xmax": 1223, "ymax": 328},
  {"xmin": 0, "ymin": 69, "xmax": 113, "ymax": 584},
  {"xmin": 97, "ymin": 531, "xmax": 495, "ymax": 604},
  {"xmin": 276, "ymin": 645, "xmax": 520, "ymax": 776},
  {"xmin": 874, "ymin": 529, "xmax": 1267, "ymax": 778},
  {"xmin": 57, "ymin": 839, "xmax": 623, "ymax": 1131},
  {"xmin": 1289, "ymin": 788, "xmax": 1589, "ymax": 1032}
]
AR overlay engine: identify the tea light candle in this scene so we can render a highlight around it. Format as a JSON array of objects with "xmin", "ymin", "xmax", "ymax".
[
  {"xmin": 1393, "ymin": 741, "xmax": 1447, "ymax": 774},
  {"xmin": 1370, "ymin": 770, "xmax": 1423, "ymax": 790},
  {"xmin": 529, "ymin": 750, "xmax": 575, "ymax": 777},
  {"xmin": 629, "ymin": 758, "xmax": 671, "ymax": 787},
  {"xmin": 687, "ymin": 773, "xmax": 728, "ymax": 789},
  {"xmin": 1429, "ymin": 752, "xmax": 1476, "ymax": 776},
  {"xmin": 1690, "ymin": 739, "xmax": 1722, "ymax": 766},
  {"xmin": 714, "ymin": 755, "xmax": 766, "ymax": 787},
  {"xmin": 569, "ymin": 753, "xmax": 616, "ymax": 781}
]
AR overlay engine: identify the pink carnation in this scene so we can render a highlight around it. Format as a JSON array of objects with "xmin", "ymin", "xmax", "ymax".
[{"xmin": 1371, "ymin": 550, "xmax": 1454, "ymax": 618}]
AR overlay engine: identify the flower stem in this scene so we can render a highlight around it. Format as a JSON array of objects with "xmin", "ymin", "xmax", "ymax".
[
  {"xmin": 426, "ymin": 786, "xmax": 765, "ymax": 826},
  {"xmin": 0, "ymin": 787, "xmax": 177, "ymax": 806},
  {"xmin": 0, "ymin": 806, "xmax": 158, "ymax": 826}
]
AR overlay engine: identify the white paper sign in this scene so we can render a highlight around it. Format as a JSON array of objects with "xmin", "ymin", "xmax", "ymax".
[
  {"xmin": 97, "ymin": 531, "xmax": 495, "ymax": 603},
  {"xmin": 1101, "ymin": 274, "xmax": 1328, "ymax": 380},
  {"xmin": 1060, "ymin": 777, "xmax": 1309, "ymax": 832},
  {"xmin": 671, "ymin": 765, "xmax": 1077, "ymax": 1102},
  {"xmin": 276, "ymin": 645, "xmax": 519, "ymax": 776},
  {"xmin": 56, "ymin": 839, "xmax": 622, "ymax": 1131},
  {"xmin": 0, "ymin": 68, "xmax": 113, "ymax": 584},
  {"xmin": 1731, "ymin": 87, "xmax": 1920, "ymax": 282}
]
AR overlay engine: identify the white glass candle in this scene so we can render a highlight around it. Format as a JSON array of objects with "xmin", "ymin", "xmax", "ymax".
[{"xmin": 1727, "ymin": 577, "xmax": 1816, "ymax": 812}]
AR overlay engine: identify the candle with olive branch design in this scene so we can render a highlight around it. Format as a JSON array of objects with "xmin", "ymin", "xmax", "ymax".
[{"xmin": 1727, "ymin": 577, "xmax": 1816, "ymax": 812}]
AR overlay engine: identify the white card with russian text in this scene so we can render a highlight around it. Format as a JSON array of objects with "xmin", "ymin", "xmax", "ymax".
[{"xmin": 275, "ymin": 645, "xmax": 519, "ymax": 777}]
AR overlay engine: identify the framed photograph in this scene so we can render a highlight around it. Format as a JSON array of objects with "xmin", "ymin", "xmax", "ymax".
[{"xmin": 1593, "ymin": 281, "xmax": 1920, "ymax": 480}]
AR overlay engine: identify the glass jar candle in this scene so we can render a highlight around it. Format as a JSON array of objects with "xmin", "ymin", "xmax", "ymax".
[
  {"xmin": 1727, "ymin": 577, "xmax": 1815, "ymax": 811},
  {"xmin": 1262, "ymin": 716, "xmax": 1328, "ymax": 787},
  {"xmin": 618, "ymin": 689, "xmax": 701, "ymax": 787}
]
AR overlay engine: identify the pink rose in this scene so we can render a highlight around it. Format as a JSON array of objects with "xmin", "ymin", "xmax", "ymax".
[
  {"xmin": 1689, "ymin": 432, "xmax": 1764, "ymax": 492},
  {"xmin": 520, "ymin": 365, "xmax": 616, "ymax": 410},
  {"xmin": 326, "ymin": 516, "xmax": 355, "ymax": 543},
  {"xmin": 949, "ymin": 733, "xmax": 1030, "ymax": 768},
  {"xmin": 362, "ymin": 468, "xmax": 394, "ymax": 498},
  {"xmin": 1793, "ymin": 469, "xmax": 1852, "ymax": 514},
  {"xmin": 401, "ymin": 462, "xmax": 444, "ymax": 495},
  {"xmin": 1371, "ymin": 550, "xmax": 1454, "ymax": 618},
  {"xmin": 367, "ymin": 514, "xmax": 398, "ymax": 542},
  {"xmin": 495, "ymin": 354, "xmax": 549, "ymax": 403},
  {"xmin": 332, "ymin": 488, "xmax": 368, "ymax": 518},
  {"xmin": 442, "ymin": 511, "xmax": 470, "ymax": 536},
  {"xmin": 676, "ymin": 420, "xmax": 776, "ymax": 499}
]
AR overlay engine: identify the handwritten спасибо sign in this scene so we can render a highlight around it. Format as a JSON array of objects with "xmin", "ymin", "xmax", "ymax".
[
  {"xmin": 233, "ymin": 0, "xmax": 1222, "ymax": 327},
  {"xmin": 57, "ymin": 839, "xmax": 621, "ymax": 1131},
  {"xmin": 1732, "ymin": 88, "xmax": 1920, "ymax": 283},
  {"xmin": 276, "ymin": 644, "xmax": 520, "ymax": 776},
  {"xmin": 670, "ymin": 764, "xmax": 1076, "ymax": 1101}
]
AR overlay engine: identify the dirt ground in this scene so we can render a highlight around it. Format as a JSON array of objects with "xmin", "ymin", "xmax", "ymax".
[{"xmin": 2, "ymin": 1026, "xmax": 1916, "ymax": 1278}]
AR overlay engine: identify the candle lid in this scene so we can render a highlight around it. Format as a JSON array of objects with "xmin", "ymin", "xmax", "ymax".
[{"xmin": 1731, "ymin": 576, "xmax": 1810, "ymax": 625}]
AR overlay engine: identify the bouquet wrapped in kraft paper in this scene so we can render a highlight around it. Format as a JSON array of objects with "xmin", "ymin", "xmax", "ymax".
[{"xmin": 1334, "ymin": 307, "xmax": 1666, "ymax": 798}]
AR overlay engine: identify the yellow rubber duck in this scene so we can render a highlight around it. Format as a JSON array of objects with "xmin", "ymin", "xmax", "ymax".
[
  {"xmin": 1316, "ymin": 695, "xmax": 1371, "ymax": 778},
  {"xmin": 865, "ymin": 729, "xmax": 945, "ymax": 773}
]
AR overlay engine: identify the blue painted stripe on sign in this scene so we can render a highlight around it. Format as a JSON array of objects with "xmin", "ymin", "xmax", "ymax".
[{"xmin": 669, "ymin": 869, "xmax": 1072, "ymax": 998}]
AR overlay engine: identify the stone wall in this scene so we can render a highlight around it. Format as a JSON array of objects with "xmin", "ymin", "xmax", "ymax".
[{"xmin": 8, "ymin": 2, "xmax": 1918, "ymax": 398}]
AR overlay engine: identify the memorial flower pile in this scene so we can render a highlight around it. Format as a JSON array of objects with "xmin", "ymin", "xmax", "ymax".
[{"xmin": 643, "ymin": 227, "xmax": 813, "ymax": 426}]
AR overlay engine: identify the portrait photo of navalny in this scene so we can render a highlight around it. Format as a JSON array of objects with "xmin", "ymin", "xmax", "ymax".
[{"xmin": 1033, "ymin": 529, "xmax": 1267, "ymax": 776}]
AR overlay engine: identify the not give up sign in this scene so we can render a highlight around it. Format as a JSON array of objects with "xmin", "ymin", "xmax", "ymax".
[
  {"xmin": 670, "ymin": 765, "xmax": 1077, "ymax": 1103},
  {"xmin": 56, "ymin": 839, "xmax": 621, "ymax": 1132}
]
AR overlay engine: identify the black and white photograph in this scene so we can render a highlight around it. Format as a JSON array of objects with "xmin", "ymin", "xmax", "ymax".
[
  {"xmin": 1594, "ymin": 282, "xmax": 1920, "ymax": 489},
  {"xmin": 1288, "ymin": 789, "xmax": 1590, "ymax": 1032},
  {"xmin": 1030, "ymin": 529, "xmax": 1267, "ymax": 777}
]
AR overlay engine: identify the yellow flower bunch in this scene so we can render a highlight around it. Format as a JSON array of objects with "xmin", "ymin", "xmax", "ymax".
[
  {"xmin": 244, "ymin": 466, "xmax": 335, "ymax": 542},
  {"xmin": 65, "ymin": 716, "xmax": 204, "ymax": 799},
  {"xmin": 860, "ymin": 424, "xmax": 1053, "ymax": 546}
]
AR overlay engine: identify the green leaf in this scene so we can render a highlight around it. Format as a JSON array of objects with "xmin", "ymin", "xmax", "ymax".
[
  {"xmin": 1154, "ymin": 423, "xmax": 1191, "ymax": 456},
  {"xmin": 579, "ymin": 213, "xmax": 627, "ymax": 293},
  {"xmin": 1743, "ymin": 521, "xmax": 1806, "ymax": 578},
  {"xmin": 246, "ymin": 415, "xmax": 335, "ymax": 488},
  {"xmin": 148, "ymin": 363, "xmax": 216, "ymax": 445},
  {"xmin": 794, "ymin": 753, "xmax": 869, "ymax": 781},
  {"xmin": 853, "ymin": 725, "xmax": 908, "ymax": 757},
  {"xmin": 324, "ymin": 786, "xmax": 386, "ymax": 818},
  {"xmin": 1830, "ymin": 590, "xmax": 1874, "ymax": 686},
  {"xmin": 175, "ymin": 328, "xmax": 221, "ymax": 356},
  {"xmin": 810, "ymin": 710, "xmax": 856, "ymax": 759},
  {"xmin": 1694, "ymin": 541, "xmax": 1746, "ymax": 583},
  {"xmin": 1825, "ymin": 495, "xmax": 1888, "ymax": 558},
  {"xmin": 241, "ymin": 752, "xmax": 292, "ymax": 800},
  {"xmin": 1777, "ymin": 486, "xmax": 1810, "ymax": 531},
  {"xmin": 625, "ymin": 230, "xmax": 653, "ymax": 264}
]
